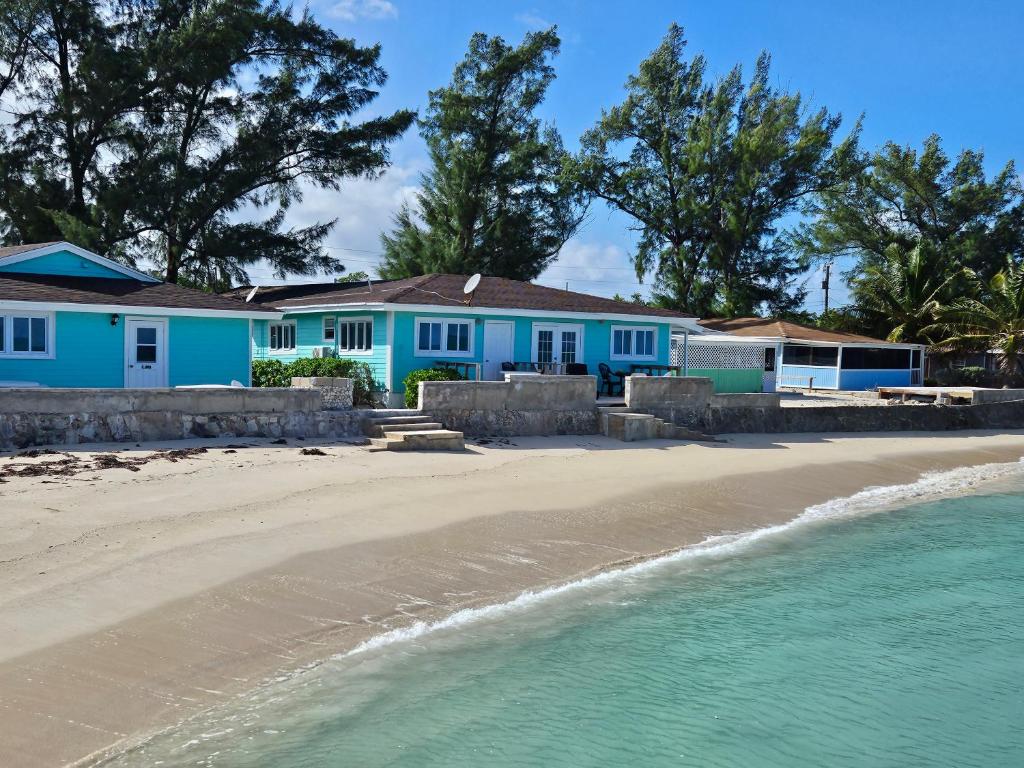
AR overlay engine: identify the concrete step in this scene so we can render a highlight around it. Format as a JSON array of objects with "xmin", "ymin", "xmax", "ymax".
[
  {"xmin": 361, "ymin": 413, "xmax": 434, "ymax": 436},
  {"xmin": 370, "ymin": 429, "xmax": 465, "ymax": 452},
  {"xmin": 375, "ymin": 421, "xmax": 443, "ymax": 433},
  {"xmin": 604, "ymin": 411, "xmax": 660, "ymax": 442}
]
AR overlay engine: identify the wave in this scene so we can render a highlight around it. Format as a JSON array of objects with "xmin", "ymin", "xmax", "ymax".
[{"xmin": 345, "ymin": 457, "xmax": 1024, "ymax": 658}]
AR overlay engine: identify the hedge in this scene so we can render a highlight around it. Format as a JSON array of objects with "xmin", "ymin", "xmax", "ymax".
[
  {"xmin": 251, "ymin": 358, "xmax": 380, "ymax": 406},
  {"xmin": 401, "ymin": 367, "xmax": 464, "ymax": 408}
]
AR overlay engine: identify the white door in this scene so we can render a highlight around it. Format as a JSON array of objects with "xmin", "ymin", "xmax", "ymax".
[
  {"xmin": 532, "ymin": 323, "xmax": 583, "ymax": 373},
  {"xmin": 482, "ymin": 320, "xmax": 514, "ymax": 380},
  {"xmin": 125, "ymin": 318, "xmax": 168, "ymax": 388}
]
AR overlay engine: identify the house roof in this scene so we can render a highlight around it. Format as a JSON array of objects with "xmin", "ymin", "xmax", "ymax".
[
  {"xmin": 698, "ymin": 317, "xmax": 896, "ymax": 345},
  {"xmin": 0, "ymin": 242, "xmax": 62, "ymax": 259},
  {"xmin": 233, "ymin": 274, "xmax": 696, "ymax": 321},
  {"xmin": 0, "ymin": 272, "xmax": 279, "ymax": 315}
]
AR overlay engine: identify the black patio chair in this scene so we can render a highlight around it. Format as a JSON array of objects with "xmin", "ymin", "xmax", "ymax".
[
  {"xmin": 500, "ymin": 362, "xmax": 516, "ymax": 372},
  {"xmin": 598, "ymin": 362, "xmax": 625, "ymax": 397},
  {"xmin": 565, "ymin": 362, "xmax": 589, "ymax": 376}
]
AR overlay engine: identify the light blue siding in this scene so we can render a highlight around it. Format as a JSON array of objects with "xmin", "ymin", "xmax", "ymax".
[
  {"xmin": 0, "ymin": 311, "xmax": 251, "ymax": 387},
  {"xmin": 0, "ymin": 249, "xmax": 132, "ymax": 279},
  {"xmin": 390, "ymin": 311, "xmax": 674, "ymax": 396},
  {"xmin": 167, "ymin": 316, "xmax": 250, "ymax": 386},
  {"xmin": 251, "ymin": 309, "xmax": 679, "ymax": 399},
  {"xmin": 778, "ymin": 364, "xmax": 839, "ymax": 389},
  {"xmin": 252, "ymin": 311, "xmax": 389, "ymax": 388},
  {"xmin": 838, "ymin": 369, "xmax": 914, "ymax": 390}
]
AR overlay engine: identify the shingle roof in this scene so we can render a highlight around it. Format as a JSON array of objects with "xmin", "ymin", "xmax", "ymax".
[
  {"xmin": 698, "ymin": 317, "xmax": 891, "ymax": 344},
  {"xmin": 0, "ymin": 272, "xmax": 279, "ymax": 314},
  {"xmin": 233, "ymin": 274, "xmax": 695, "ymax": 319},
  {"xmin": 0, "ymin": 242, "xmax": 61, "ymax": 259}
]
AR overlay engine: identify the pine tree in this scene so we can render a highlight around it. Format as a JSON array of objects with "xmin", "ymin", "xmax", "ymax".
[{"xmin": 379, "ymin": 28, "xmax": 585, "ymax": 280}]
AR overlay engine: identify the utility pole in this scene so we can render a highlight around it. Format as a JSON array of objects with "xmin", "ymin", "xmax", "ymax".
[{"xmin": 822, "ymin": 261, "xmax": 833, "ymax": 314}]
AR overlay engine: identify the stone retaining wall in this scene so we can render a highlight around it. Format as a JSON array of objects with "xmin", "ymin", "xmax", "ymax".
[
  {"xmin": 705, "ymin": 399, "xmax": 1024, "ymax": 434},
  {"xmin": 289, "ymin": 377, "xmax": 353, "ymax": 409},
  {"xmin": 419, "ymin": 375, "xmax": 600, "ymax": 436},
  {"xmin": 0, "ymin": 387, "xmax": 368, "ymax": 451}
]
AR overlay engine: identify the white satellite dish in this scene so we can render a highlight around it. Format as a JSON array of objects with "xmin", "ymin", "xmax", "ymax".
[
  {"xmin": 463, "ymin": 273, "xmax": 482, "ymax": 294},
  {"xmin": 244, "ymin": 286, "xmax": 259, "ymax": 303}
]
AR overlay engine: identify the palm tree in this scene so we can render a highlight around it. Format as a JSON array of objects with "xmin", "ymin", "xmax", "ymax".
[
  {"xmin": 934, "ymin": 259, "xmax": 1024, "ymax": 382},
  {"xmin": 849, "ymin": 241, "xmax": 971, "ymax": 343}
]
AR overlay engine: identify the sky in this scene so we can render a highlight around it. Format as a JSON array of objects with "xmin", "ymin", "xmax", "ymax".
[{"xmin": 259, "ymin": 0, "xmax": 1024, "ymax": 312}]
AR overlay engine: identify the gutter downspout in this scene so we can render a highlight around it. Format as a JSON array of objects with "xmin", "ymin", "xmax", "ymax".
[{"xmin": 683, "ymin": 331, "xmax": 689, "ymax": 376}]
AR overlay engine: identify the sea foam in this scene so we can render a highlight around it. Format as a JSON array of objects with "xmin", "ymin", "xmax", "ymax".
[{"xmin": 345, "ymin": 457, "xmax": 1024, "ymax": 658}]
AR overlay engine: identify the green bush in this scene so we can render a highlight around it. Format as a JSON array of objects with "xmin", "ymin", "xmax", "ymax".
[
  {"xmin": 402, "ymin": 367, "xmax": 464, "ymax": 408},
  {"xmin": 251, "ymin": 357, "xmax": 381, "ymax": 406},
  {"xmin": 955, "ymin": 366, "xmax": 995, "ymax": 387},
  {"xmin": 252, "ymin": 359, "xmax": 289, "ymax": 387}
]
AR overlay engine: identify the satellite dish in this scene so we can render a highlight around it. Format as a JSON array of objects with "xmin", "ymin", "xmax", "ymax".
[
  {"xmin": 463, "ymin": 273, "xmax": 482, "ymax": 294},
  {"xmin": 244, "ymin": 286, "xmax": 259, "ymax": 303}
]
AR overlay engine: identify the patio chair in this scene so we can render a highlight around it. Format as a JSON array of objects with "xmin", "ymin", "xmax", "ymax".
[
  {"xmin": 501, "ymin": 362, "xmax": 516, "ymax": 372},
  {"xmin": 565, "ymin": 363, "xmax": 589, "ymax": 376},
  {"xmin": 598, "ymin": 362, "xmax": 625, "ymax": 397}
]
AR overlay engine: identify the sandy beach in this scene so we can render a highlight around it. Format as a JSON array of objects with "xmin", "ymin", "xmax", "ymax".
[{"xmin": 1, "ymin": 430, "xmax": 1023, "ymax": 767}]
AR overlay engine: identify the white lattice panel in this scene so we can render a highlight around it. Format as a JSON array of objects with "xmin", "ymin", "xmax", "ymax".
[{"xmin": 670, "ymin": 341, "xmax": 764, "ymax": 369}]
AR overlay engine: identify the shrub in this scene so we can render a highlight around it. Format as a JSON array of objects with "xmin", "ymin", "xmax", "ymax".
[
  {"xmin": 252, "ymin": 359, "xmax": 289, "ymax": 388},
  {"xmin": 402, "ymin": 367, "xmax": 464, "ymax": 408},
  {"xmin": 955, "ymin": 366, "xmax": 995, "ymax": 387},
  {"xmin": 251, "ymin": 357, "xmax": 382, "ymax": 406}
]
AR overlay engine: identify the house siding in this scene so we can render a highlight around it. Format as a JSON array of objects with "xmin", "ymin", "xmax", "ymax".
[
  {"xmin": 0, "ymin": 249, "xmax": 132, "ymax": 279},
  {"xmin": 252, "ymin": 311, "xmax": 390, "ymax": 389},
  {"xmin": 251, "ymin": 310, "xmax": 678, "ymax": 399},
  {"xmin": 0, "ymin": 311, "xmax": 251, "ymax": 387},
  {"xmin": 390, "ymin": 311, "xmax": 674, "ymax": 396}
]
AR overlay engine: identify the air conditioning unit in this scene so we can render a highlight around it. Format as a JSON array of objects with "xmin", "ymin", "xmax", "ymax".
[{"xmin": 311, "ymin": 346, "xmax": 335, "ymax": 358}]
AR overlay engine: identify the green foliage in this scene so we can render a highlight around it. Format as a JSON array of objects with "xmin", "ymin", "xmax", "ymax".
[
  {"xmin": 252, "ymin": 357, "xmax": 381, "ymax": 406},
  {"xmin": 565, "ymin": 24, "xmax": 859, "ymax": 316},
  {"xmin": 379, "ymin": 28, "xmax": 585, "ymax": 281},
  {"xmin": 933, "ymin": 259, "xmax": 1024, "ymax": 383},
  {"xmin": 794, "ymin": 135, "xmax": 1023, "ymax": 285},
  {"xmin": 251, "ymin": 359, "xmax": 290, "ymax": 388},
  {"xmin": 848, "ymin": 241, "xmax": 973, "ymax": 343},
  {"xmin": 0, "ymin": 0, "xmax": 414, "ymax": 287},
  {"xmin": 402, "ymin": 367, "xmax": 464, "ymax": 408}
]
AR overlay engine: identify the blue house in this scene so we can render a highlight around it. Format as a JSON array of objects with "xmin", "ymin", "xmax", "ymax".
[
  {"xmin": 691, "ymin": 317, "xmax": 927, "ymax": 392},
  {"xmin": 241, "ymin": 274, "xmax": 701, "ymax": 405},
  {"xmin": 0, "ymin": 242, "xmax": 280, "ymax": 388}
]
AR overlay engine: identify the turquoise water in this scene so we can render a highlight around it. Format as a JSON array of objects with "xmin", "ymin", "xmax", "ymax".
[{"xmin": 111, "ymin": 467, "xmax": 1024, "ymax": 768}]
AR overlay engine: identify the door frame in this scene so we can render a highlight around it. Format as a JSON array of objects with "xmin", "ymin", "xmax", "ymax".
[
  {"xmin": 482, "ymin": 320, "xmax": 515, "ymax": 380},
  {"xmin": 123, "ymin": 316, "xmax": 169, "ymax": 388},
  {"xmin": 531, "ymin": 323, "xmax": 585, "ymax": 366}
]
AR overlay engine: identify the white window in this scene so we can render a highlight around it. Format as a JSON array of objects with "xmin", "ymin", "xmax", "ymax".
[
  {"xmin": 0, "ymin": 312, "xmax": 53, "ymax": 358},
  {"xmin": 323, "ymin": 315, "xmax": 336, "ymax": 343},
  {"xmin": 269, "ymin": 321, "xmax": 296, "ymax": 352},
  {"xmin": 339, "ymin": 317, "xmax": 373, "ymax": 353},
  {"xmin": 611, "ymin": 326, "xmax": 657, "ymax": 360},
  {"xmin": 415, "ymin": 317, "xmax": 474, "ymax": 357}
]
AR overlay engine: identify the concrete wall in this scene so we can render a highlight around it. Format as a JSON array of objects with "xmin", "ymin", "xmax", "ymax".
[
  {"xmin": 0, "ymin": 387, "xmax": 370, "ymax": 450},
  {"xmin": 625, "ymin": 375, "xmax": 713, "ymax": 426},
  {"xmin": 419, "ymin": 374, "xmax": 600, "ymax": 436}
]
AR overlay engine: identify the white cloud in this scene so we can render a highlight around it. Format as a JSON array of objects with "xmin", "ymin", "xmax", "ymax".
[
  {"xmin": 329, "ymin": 0, "xmax": 398, "ymax": 22},
  {"xmin": 241, "ymin": 162, "xmax": 422, "ymax": 283},
  {"xmin": 515, "ymin": 11, "xmax": 553, "ymax": 30},
  {"xmin": 537, "ymin": 238, "xmax": 650, "ymax": 299}
]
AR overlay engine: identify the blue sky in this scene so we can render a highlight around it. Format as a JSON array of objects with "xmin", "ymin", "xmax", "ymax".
[{"xmin": 269, "ymin": 0, "xmax": 1023, "ymax": 311}]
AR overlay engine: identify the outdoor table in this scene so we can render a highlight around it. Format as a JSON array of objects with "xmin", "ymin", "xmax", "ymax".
[{"xmin": 630, "ymin": 364, "xmax": 682, "ymax": 376}]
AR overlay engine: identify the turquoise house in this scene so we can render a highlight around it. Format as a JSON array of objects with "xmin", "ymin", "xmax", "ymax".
[
  {"xmin": 0, "ymin": 242, "xmax": 280, "ymax": 388},
  {"xmin": 241, "ymin": 274, "xmax": 701, "ymax": 405}
]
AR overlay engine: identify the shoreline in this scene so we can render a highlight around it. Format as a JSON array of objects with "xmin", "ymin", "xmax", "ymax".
[{"xmin": 1, "ymin": 432, "xmax": 1023, "ymax": 767}]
